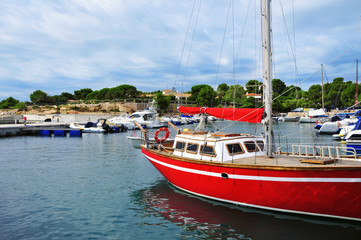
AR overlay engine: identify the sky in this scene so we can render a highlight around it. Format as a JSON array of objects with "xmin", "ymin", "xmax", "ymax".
[{"xmin": 0, "ymin": 0, "xmax": 360, "ymax": 102}]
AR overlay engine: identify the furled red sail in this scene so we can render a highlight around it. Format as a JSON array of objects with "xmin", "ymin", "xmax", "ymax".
[{"xmin": 178, "ymin": 106, "xmax": 264, "ymax": 123}]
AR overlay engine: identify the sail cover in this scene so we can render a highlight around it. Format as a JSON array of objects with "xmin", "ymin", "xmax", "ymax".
[{"xmin": 178, "ymin": 107, "xmax": 264, "ymax": 123}]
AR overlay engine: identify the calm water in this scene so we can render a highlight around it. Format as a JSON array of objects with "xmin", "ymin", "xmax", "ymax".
[{"xmin": 1, "ymin": 122, "xmax": 360, "ymax": 240}]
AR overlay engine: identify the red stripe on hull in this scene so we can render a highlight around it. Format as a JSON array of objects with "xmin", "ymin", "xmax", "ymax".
[{"xmin": 142, "ymin": 148, "xmax": 361, "ymax": 221}]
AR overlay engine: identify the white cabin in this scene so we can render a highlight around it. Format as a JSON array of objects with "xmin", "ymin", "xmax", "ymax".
[{"xmin": 171, "ymin": 131, "xmax": 266, "ymax": 162}]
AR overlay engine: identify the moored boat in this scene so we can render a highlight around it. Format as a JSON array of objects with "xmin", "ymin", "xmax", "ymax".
[{"xmin": 139, "ymin": 0, "xmax": 361, "ymax": 221}]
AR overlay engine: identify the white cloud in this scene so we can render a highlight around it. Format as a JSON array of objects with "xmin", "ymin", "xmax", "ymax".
[{"xmin": 0, "ymin": 0, "xmax": 360, "ymax": 101}]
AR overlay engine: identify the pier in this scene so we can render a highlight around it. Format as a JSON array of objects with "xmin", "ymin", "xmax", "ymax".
[{"xmin": 0, "ymin": 123, "xmax": 71, "ymax": 137}]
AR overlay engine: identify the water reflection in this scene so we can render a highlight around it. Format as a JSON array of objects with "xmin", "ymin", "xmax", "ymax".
[{"xmin": 133, "ymin": 180, "xmax": 361, "ymax": 240}]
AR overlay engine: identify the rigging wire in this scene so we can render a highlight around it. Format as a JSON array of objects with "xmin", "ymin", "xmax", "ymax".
[
  {"xmin": 212, "ymin": 0, "xmax": 233, "ymax": 107},
  {"xmin": 181, "ymin": 0, "xmax": 203, "ymax": 102},
  {"xmin": 173, "ymin": 0, "xmax": 198, "ymax": 90}
]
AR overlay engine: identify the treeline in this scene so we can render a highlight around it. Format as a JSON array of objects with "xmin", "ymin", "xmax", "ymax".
[{"xmin": 0, "ymin": 77, "xmax": 359, "ymax": 113}]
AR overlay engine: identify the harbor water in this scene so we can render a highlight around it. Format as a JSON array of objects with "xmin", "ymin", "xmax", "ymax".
[{"xmin": 1, "ymin": 121, "xmax": 361, "ymax": 239}]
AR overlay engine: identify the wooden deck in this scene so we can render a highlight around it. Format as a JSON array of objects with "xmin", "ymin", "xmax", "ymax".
[{"xmin": 230, "ymin": 154, "xmax": 361, "ymax": 168}]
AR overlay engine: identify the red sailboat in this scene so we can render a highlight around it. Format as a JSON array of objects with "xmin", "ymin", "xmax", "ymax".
[{"xmin": 140, "ymin": 0, "xmax": 361, "ymax": 221}]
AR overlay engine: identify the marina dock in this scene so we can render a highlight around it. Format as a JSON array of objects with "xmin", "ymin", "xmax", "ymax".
[{"xmin": 0, "ymin": 123, "xmax": 71, "ymax": 137}]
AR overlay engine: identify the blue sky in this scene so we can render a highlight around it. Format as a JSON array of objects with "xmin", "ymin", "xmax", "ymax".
[{"xmin": 0, "ymin": 0, "xmax": 360, "ymax": 101}]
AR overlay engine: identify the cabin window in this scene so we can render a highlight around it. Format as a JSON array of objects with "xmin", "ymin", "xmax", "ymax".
[
  {"xmin": 175, "ymin": 141, "xmax": 186, "ymax": 151},
  {"xmin": 131, "ymin": 114, "xmax": 141, "ymax": 118},
  {"xmin": 256, "ymin": 141, "xmax": 264, "ymax": 151},
  {"xmin": 244, "ymin": 141, "xmax": 259, "ymax": 152},
  {"xmin": 186, "ymin": 142, "xmax": 199, "ymax": 154},
  {"xmin": 200, "ymin": 145, "xmax": 216, "ymax": 157},
  {"xmin": 226, "ymin": 143, "xmax": 244, "ymax": 155}
]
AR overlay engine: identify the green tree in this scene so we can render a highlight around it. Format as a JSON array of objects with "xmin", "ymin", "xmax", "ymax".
[
  {"xmin": 340, "ymin": 83, "xmax": 356, "ymax": 107},
  {"xmin": 285, "ymin": 85, "xmax": 302, "ymax": 98},
  {"xmin": 217, "ymin": 83, "xmax": 229, "ymax": 101},
  {"xmin": 324, "ymin": 77, "xmax": 347, "ymax": 109},
  {"xmin": 241, "ymin": 97, "xmax": 256, "ymax": 108},
  {"xmin": 197, "ymin": 85, "xmax": 218, "ymax": 107},
  {"xmin": 30, "ymin": 90, "xmax": 49, "ymax": 104},
  {"xmin": 155, "ymin": 92, "xmax": 170, "ymax": 112},
  {"xmin": 245, "ymin": 80, "xmax": 263, "ymax": 94},
  {"xmin": 60, "ymin": 92, "xmax": 75, "ymax": 101},
  {"xmin": 272, "ymin": 79, "xmax": 287, "ymax": 96},
  {"xmin": 74, "ymin": 88, "xmax": 93, "ymax": 100},
  {"xmin": 85, "ymin": 90, "xmax": 100, "ymax": 100},
  {"xmin": 14, "ymin": 102, "xmax": 27, "ymax": 111},
  {"xmin": 97, "ymin": 88, "xmax": 110, "ymax": 100},
  {"xmin": 223, "ymin": 84, "xmax": 245, "ymax": 105},
  {"xmin": 188, "ymin": 84, "xmax": 211, "ymax": 102},
  {"xmin": 0, "ymin": 97, "xmax": 19, "ymax": 109}
]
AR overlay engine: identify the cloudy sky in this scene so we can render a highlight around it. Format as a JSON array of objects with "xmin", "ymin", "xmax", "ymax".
[{"xmin": 0, "ymin": 0, "xmax": 360, "ymax": 101}]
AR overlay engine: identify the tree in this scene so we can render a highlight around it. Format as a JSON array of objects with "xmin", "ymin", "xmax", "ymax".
[
  {"xmin": 245, "ymin": 80, "xmax": 263, "ymax": 94},
  {"xmin": 340, "ymin": 83, "xmax": 356, "ymax": 107},
  {"xmin": 272, "ymin": 79, "xmax": 287, "ymax": 97},
  {"xmin": 285, "ymin": 85, "xmax": 302, "ymax": 98},
  {"xmin": 0, "ymin": 97, "xmax": 19, "ymax": 109},
  {"xmin": 324, "ymin": 77, "xmax": 347, "ymax": 109},
  {"xmin": 223, "ymin": 84, "xmax": 245, "ymax": 105},
  {"xmin": 85, "ymin": 90, "xmax": 100, "ymax": 100},
  {"xmin": 155, "ymin": 92, "xmax": 170, "ymax": 112},
  {"xmin": 188, "ymin": 84, "xmax": 211, "ymax": 102},
  {"xmin": 197, "ymin": 85, "xmax": 218, "ymax": 107},
  {"xmin": 60, "ymin": 92, "xmax": 75, "ymax": 101},
  {"xmin": 74, "ymin": 88, "xmax": 93, "ymax": 100},
  {"xmin": 30, "ymin": 90, "xmax": 49, "ymax": 104},
  {"xmin": 14, "ymin": 102, "xmax": 27, "ymax": 111},
  {"xmin": 217, "ymin": 83, "xmax": 229, "ymax": 101},
  {"xmin": 97, "ymin": 88, "xmax": 110, "ymax": 100}
]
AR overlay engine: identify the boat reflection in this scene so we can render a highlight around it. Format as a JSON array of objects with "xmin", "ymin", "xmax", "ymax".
[{"xmin": 133, "ymin": 180, "xmax": 361, "ymax": 239}]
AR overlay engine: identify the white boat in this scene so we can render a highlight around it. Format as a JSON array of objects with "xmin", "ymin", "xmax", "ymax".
[
  {"xmin": 344, "ymin": 119, "xmax": 361, "ymax": 153},
  {"xmin": 320, "ymin": 111, "xmax": 361, "ymax": 136},
  {"xmin": 299, "ymin": 109, "xmax": 329, "ymax": 123},
  {"xmin": 277, "ymin": 113, "xmax": 299, "ymax": 122},
  {"xmin": 108, "ymin": 100, "xmax": 167, "ymax": 129},
  {"xmin": 319, "ymin": 117, "xmax": 358, "ymax": 135},
  {"xmin": 69, "ymin": 118, "xmax": 115, "ymax": 133}
]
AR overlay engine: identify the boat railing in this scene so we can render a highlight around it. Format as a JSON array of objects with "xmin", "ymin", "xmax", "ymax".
[{"xmin": 290, "ymin": 145, "xmax": 358, "ymax": 161}]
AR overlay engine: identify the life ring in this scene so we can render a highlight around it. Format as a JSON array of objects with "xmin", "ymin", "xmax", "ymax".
[{"xmin": 154, "ymin": 127, "xmax": 170, "ymax": 143}]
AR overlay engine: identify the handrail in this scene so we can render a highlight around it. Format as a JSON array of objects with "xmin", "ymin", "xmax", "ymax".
[{"xmin": 289, "ymin": 144, "xmax": 358, "ymax": 161}]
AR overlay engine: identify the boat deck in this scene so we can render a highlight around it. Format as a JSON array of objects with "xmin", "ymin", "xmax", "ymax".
[
  {"xmin": 230, "ymin": 154, "xmax": 361, "ymax": 168},
  {"xmin": 153, "ymin": 143, "xmax": 361, "ymax": 169}
]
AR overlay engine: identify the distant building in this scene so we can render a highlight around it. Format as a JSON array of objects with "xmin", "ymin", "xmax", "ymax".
[
  {"xmin": 244, "ymin": 93, "xmax": 262, "ymax": 99},
  {"xmin": 162, "ymin": 89, "xmax": 176, "ymax": 95},
  {"xmin": 162, "ymin": 89, "xmax": 191, "ymax": 101}
]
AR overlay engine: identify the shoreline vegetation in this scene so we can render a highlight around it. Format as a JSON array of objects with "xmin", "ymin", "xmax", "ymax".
[{"xmin": 1, "ymin": 77, "xmax": 360, "ymax": 116}]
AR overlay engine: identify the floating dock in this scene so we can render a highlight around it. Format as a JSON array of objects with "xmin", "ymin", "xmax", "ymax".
[{"xmin": 0, "ymin": 123, "xmax": 74, "ymax": 137}]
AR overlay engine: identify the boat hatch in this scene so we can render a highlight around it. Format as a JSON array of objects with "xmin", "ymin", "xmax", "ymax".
[{"xmin": 211, "ymin": 132, "xmax": 242, "ymax": 137}]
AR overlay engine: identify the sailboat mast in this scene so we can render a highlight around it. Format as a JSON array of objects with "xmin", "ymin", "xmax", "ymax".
[
  {"xmin": 262, "ymin": 0, "xmax": 273, "ymax": 157},
  {"xmin": 356, "ymin": 59, "xmax": 359, "ymax": 105},
  {"xmin": 321, "ymin": 64, "xmax": 324, "ymax": 110}
]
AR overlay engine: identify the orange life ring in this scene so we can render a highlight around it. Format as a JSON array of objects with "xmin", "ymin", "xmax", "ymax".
[{"xmin": 154, "ymin": 127, "xmax": 170, "ymax": 143}]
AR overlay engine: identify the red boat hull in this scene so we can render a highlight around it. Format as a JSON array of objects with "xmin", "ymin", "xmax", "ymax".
[{"xmin": 142, "ymin": 148, "xmax": 361, "ymax": 221}]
